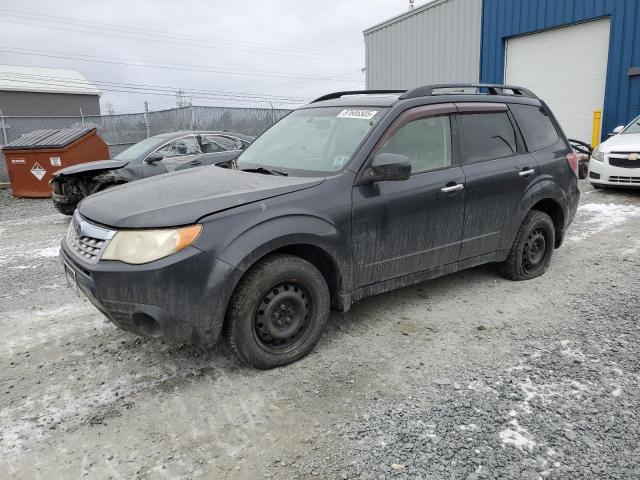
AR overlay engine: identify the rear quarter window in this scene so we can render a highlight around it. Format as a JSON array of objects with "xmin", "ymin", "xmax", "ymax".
[{"xmin": 510, "ymin": 104, "xmax": 559, "ymax": 152}]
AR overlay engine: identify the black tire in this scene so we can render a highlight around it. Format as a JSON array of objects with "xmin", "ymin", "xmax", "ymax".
[
  {"xmin": 224, "ymin": 254, "xmax": 330, "ymax": 369},
  {"xmin": 578, "ymin": 162, "xmax": 589, "ymax": 180},
  {"xmin": 53, "ymin": 200, "xmax": 78, "ymax": 216},
  {"xmin": 499, "ymin": 210, "xmax": 555, "ymax": 281}
]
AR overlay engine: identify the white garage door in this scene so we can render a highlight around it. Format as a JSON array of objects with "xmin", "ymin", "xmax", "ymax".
[{"xmin": 505, "ymin": 19, "xmax": 611, "ymax": 142}]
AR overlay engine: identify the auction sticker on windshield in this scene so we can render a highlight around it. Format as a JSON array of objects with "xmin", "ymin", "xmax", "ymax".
[{"xmin": 337, "ymin": 109, "xmax": 378, "ymax": 120}]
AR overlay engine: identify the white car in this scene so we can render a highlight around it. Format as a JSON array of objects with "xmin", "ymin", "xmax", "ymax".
[{"xmin": 589, "ymin": 116, "xmax": 640, "ymax": 188}]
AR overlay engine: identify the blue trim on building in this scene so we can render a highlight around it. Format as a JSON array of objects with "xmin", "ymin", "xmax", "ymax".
[{"xmin": 480, "ymin": 0, "xmax": 640, "ymax": 140}]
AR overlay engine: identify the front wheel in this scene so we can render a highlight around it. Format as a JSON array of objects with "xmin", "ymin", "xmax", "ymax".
[
  {"xmin": 224, "ymin": 254, "xmax": 330, "ymax": 369},
  {"xmin": 499, "ymin": 210, "xmax": 555, "ymax": 281}
]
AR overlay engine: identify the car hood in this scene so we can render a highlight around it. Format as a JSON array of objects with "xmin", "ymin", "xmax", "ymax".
[
  {"xmin": 54, "ymin": 159, "xmax": 128, "ymax": 176},
  {"xmin": 79, "ymin": 166, "xmax": 324, "ymax": 228},
  {"xmin": 600, "ymin": 133, "xmax": 640, "ymax": 152}
]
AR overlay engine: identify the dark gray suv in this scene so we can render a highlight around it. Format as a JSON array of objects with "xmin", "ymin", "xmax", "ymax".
[{"xmin": 60, "ymin": 84, "xmax": 580, "ymax": 369}]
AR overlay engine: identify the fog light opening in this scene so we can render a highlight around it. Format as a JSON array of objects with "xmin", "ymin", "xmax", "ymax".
[{"xmin": 132, "ymin": 312, "xmax": 161, "ymax": 337}]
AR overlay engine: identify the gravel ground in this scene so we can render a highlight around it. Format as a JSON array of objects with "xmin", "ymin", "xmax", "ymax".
[{"xmin": 1, "ymin": 182, "xmax": 639, "ymax": 479}]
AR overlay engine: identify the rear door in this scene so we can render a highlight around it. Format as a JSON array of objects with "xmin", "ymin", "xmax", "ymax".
[
  {"xmin": 456, "ymin": 104, "xmax": 539, "ymax": 259},
  {"xmin": 352, "ymin": 104, "xmax": 466, "ymax": 286}
]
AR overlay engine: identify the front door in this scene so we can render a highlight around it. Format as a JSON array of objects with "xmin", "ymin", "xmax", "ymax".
[
  {"xmin": 352, "ymin": 107, "xmax": 465, "ymax": 287},
  {"xmin": 142, "ymin": 135, "xmax": 204, "ymax": 176}
]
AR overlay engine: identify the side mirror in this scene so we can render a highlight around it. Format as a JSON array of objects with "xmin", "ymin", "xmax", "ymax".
[
  {"xmin": 145, "ymin": 152, "xmax": 163, "ymax": 164},
  {"xmin": 363, "ymin": 153, "xmax": 411, "ymax": 184},
  {"xmin": 612, "ymin": 126, "xmax": 625, "ymax": 135}
]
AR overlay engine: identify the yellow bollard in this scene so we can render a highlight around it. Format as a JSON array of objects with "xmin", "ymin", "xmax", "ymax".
[{"xmin": 592, "ymin": 110, "xmax": 602, "ymax": 148}]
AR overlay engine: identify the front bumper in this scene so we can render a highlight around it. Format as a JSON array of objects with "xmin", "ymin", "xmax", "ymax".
[
  {"xmin": 589, "ymin": 159, "xmax": 640, "ymax": 187},
  {"xmin": 60, "ymin": 243, "xmax": 242, "ymax": 345}
]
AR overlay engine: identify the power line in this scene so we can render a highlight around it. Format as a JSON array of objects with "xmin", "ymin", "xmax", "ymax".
[
  {"xmin": 0, "ymin": 11, "xmax": 361, "ymax": 61},
  {"xmin": 0, "ymin": 8, "xmax": 360, "ymax": 58},
  {"xmin": 0, "ymin": 72, "xmax": 309, "ymax": 106},
  {"xmin": 0, "ymin": 71, "xmax": 312, "ymax": 102},
  {"xmin": 0, "ymin": 47, "xmax": 362, "ymax": 82}
]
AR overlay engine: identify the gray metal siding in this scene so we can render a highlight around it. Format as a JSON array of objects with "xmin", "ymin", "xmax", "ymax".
[
  {"xmin": 364, "ymin": 0, "xmax": 483, "ymax": 89},
  {"xmin": 0, "ymin": 91, "xmax": 100, "ymax": 116}
]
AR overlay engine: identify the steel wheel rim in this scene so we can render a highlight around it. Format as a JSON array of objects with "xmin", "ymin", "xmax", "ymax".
[
  {"xmin": 522, "ymin": 227, "xmax": 547, "ymax": 273},
  {"xmin": 253, "ymin": 281, "xmax": 312, "ymax": 352}
]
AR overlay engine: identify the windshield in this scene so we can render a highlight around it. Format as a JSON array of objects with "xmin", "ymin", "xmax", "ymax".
[
  {"xmin": 114, "ymin": 136, "xmax": 168, "ymax": 161},
  {"xmin": 236, "ymin": 106, "xmax": 387, "ymax": 175},
  {"xmin": 622, "ymin": 116, "xmax": 640, "ymax": 135}
]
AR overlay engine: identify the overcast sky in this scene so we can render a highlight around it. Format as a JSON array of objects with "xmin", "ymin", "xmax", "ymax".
[{"xmin": 0, "ymin": 0, "xmax": 417, "ymax": 114}]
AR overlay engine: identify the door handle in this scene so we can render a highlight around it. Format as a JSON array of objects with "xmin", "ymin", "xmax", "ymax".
[
  {"xmin": 441, "ymin": 183, "xmax": 464, "ymax": 193},
  {"xmin": 519, "ymin": 168, "xmax": 536, "ymax": 178},
  {"xmin": 188, "ymin": 160, "xmax": 202, "ymax": 166}
]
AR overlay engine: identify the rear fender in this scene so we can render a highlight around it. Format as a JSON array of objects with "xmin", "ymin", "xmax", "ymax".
[{"xmin": 508, "ymin": 177, "xmax": 569, "ymax": 249}]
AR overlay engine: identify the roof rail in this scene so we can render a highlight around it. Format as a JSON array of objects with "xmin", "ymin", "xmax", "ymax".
[
  {"xmin": 399, "ymin": 83, "xmax": 537, "ymax": 100},
  {"xmin": 311, "ymin": 89, "xmax": 406, "ymax": 103}
]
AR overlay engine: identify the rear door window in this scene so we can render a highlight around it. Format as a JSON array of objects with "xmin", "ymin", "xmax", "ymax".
[
  {"xmin": 509, "ymin": 104, "xmax": 559, "ymax": 152},
  {"xmin": 459, "ymin": 112, "xmax": 517, "ymax": 164},
  {"xmin": 203, "ymin": 135, "xmax": 244, "ymax": 151}
]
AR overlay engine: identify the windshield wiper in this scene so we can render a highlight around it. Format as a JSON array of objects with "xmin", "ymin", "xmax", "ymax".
[{"xmin": 241, "ymin": 167, "xmax": 288, "ymax": 176}]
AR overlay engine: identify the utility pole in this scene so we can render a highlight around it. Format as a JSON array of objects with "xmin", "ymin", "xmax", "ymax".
[
  {"xmin": 0, "ymin": 108, "xmax": 7, "ymax": 145},
  {"xmin": 144, "ymin": 101, "xmax": 150, "ymax": 138},
  {"xmin": 268, "ymin": 100, "xmax": 275, "ymax": 125},
  {"xmin": 176, "ymin": 90, "xmax": 185, "ymax": 108}
]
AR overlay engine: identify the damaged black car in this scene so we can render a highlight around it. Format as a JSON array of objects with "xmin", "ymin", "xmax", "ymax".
[{"xmin": 50, "ymin": 131, "xmax": 252, "ymax": 214}]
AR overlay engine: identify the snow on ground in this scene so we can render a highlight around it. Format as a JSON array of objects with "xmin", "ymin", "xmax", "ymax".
[{"xmin": 567, "ymin": 202, "xmax": 640, "ymax": 242}]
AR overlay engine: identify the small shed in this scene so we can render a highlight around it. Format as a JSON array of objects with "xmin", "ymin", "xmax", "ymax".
[{"xmin": 2, "ymin": 128, "xmax": 109, "ymax": 198}]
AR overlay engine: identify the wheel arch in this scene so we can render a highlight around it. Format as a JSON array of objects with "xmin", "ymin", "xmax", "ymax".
[
  {"xmin": 530, "ymin": 197, "xmax": 566, "ymax": 248},
  {"xmin": 231, "ymin": 239, "xmax": 348, "ymax": 311}
]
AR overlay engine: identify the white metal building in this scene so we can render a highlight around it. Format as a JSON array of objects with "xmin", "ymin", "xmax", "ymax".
[{"xmin": 0, "ymin": 65, "xmax": 101, "ymax": 116}]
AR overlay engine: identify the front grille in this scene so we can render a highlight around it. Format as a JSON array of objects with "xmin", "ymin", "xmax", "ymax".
[
  {"xmin": 609, "ymin": 176, "xmax": 640, "ymax": 184},
  {"xmin": 609, "ymin": 157, "xmax": 640, "ymax": 168},
  {"xmin": 65, "ymin": 212, "xmax": 115, "ymax": 264}
]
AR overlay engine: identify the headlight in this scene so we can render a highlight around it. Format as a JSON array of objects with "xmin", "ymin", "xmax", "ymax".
[
  {"xmin": 102, "ymin": 225, "xmax": 202, "ymax": 264},
  {"xmin": 591, "ymin": 146, "xmax": 604, "ymax": 162}
]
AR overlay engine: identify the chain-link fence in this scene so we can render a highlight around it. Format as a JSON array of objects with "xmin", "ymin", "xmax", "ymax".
[{"xmin": 0, "ymin": 105, "xmax": 290, "ymax": 181}]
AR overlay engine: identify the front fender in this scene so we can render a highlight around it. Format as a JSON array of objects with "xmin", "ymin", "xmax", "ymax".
[
  {"xmin": 224, "ymin": 214, "xmax": 347, "ymax": 267},
  {"xmin": 198, "ymin": 209, "xmax": 352, "ymax": 298}
]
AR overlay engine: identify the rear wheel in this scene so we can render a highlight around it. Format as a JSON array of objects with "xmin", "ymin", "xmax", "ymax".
[
  {"xmin": 53, "ymin": 200, "xmax": 78, "ymax": 216},
  {"xmin": 499, "ymin": 210, "xmax": 555, "ymax": 281},
  {"xmin": 224, "ymin": 254, "xmax": 330, "ymax": 369}
]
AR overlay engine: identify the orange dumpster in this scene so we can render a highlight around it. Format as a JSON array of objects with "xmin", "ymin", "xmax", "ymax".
[{"xmin": 2, "ymin": 127, "xmax": 109, "ymax": 198}]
